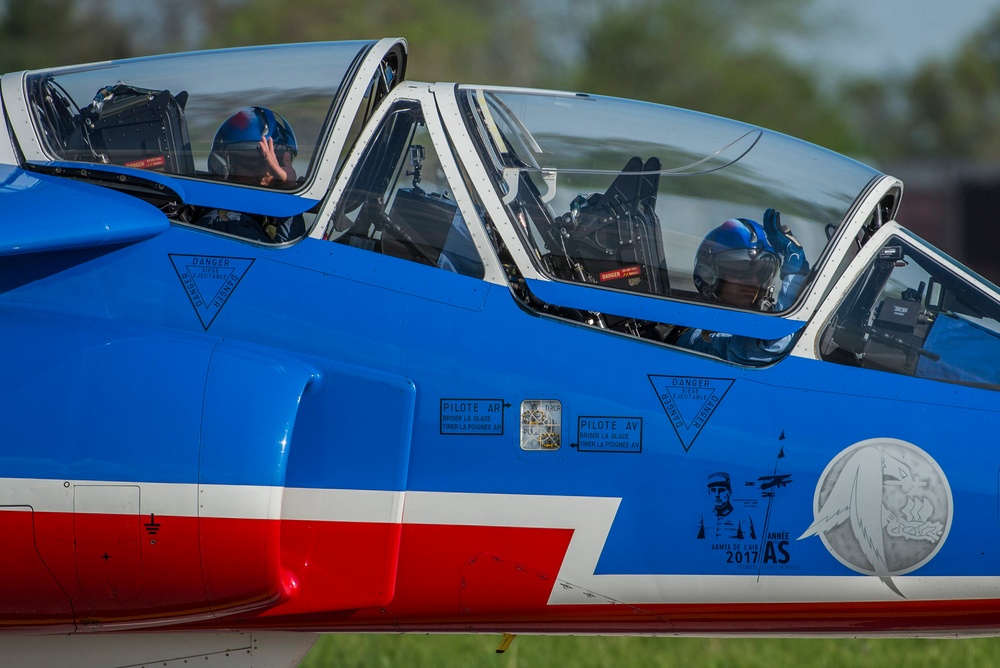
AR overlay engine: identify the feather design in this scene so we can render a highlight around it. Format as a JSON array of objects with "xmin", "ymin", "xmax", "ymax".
[
  {"xmin": 799, "ymin": 446, "xmax": 881, "ymax": 540},
  {"xmin": 851, "ymin": 449, "xmax": 889, "ymax": 575},
  {"xmin": 798, "ymin": 446, "xmax": 906, "ymax": 597}
]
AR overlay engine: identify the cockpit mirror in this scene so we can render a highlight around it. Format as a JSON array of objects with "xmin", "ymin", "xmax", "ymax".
[
  {"xmin": 408, "ymin": 145, "xmax": 425, "ymax": 190},
  {"xmin": 927, "ymin": 279, "xmax": 943, "ymax": 311},
  {"xmin": 878, "ymin": 246, "xmax": 904, "ymax": 262}
]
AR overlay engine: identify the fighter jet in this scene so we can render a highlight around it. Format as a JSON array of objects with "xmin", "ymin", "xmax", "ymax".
[{"xmin": 0, "ymin": 38, "xmax": 992, "ymax": 666}]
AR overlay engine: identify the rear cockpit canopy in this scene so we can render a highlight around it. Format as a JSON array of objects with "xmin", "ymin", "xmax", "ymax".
[{"xmin": 20, "ymin": 42, "xmax": 376, "ymax": 188}]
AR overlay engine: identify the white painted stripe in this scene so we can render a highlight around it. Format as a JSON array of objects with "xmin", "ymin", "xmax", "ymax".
[
  {"xmin": 0, "ymin": 477, "xmax": 272, "ymax": 519},
  {"xmin": 0, "ymin": 478, "xmax": 205, "ymax": 516},
  {"xmin": 543, "ymin": 573, "xmax": 1000, "ymax": 605},
  {"xmin": 198, "ymin": 484, "xmax": 282, "ymax": 521},
  {"xmin": 141, "ymin": 482, "xmax": 199, "ymax": 517},
  {"xmin": 281, "ymin": 487, "xmax": 404, "ymax": 523},
  {"xmin": 2, "ymin": 480, "xmax": 999, "ymax": 605},
  {"xmin": 0, "ymin": 478, "xmax": 401, "ymax": 522},
  {"xmin": 0, "ymin": 477, "xmax": 73, "ymax": 513},
  {"xmin": 401, "ymin": 491, "xmax": 620, "ymax": 530}
]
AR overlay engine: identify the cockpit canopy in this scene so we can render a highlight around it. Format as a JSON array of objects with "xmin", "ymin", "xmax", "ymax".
[
  {"xmin": 461, "ymin": 87, "xmax": 883, "ymax": 311},
  {"xmin": 17, "ymin": 41, "xmax": 392, "ymax": 195}
]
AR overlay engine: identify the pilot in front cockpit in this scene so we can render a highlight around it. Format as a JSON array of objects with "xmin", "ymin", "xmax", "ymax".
[
  {"xmin": 671, "ymin": 209, "xmax": 810, "ymax": 365},
  {"xmin": 195, "ymin": 106, "xmax": 305, "ymax": 243}
]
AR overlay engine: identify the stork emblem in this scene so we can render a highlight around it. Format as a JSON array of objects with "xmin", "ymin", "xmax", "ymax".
[{"xmin": 799, "ymin": 438, "xmax": 952, "ymax": 596}]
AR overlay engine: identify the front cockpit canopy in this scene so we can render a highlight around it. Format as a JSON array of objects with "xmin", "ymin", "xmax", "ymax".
[{"xmin": 461, "ymin": 88, "xmax": 883, "ymax": 311}]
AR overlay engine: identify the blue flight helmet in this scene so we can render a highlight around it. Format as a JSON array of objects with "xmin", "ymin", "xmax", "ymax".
[
  {"xmin": 693, "ymin": 218, "xmax": 781, "ymax": 309},
  {"xmin": 208, "ymin": 106, "xmax": 298, "ymax": 180}
]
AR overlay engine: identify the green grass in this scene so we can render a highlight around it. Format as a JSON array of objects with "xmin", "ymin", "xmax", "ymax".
[{"xmin": 300, "ymin": 634, "xmax": 1000, "ymax": 668}]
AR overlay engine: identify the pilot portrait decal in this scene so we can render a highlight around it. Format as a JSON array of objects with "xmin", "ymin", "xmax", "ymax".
[
  {"xmin": 694, "ymin": 445, "xmax": 798, "ymax": 573},
  {"xmin": 799, "ymin": 438, "xmax": 952, "ymax": 596},
  {"xmin": 696, "ymin": 471, "xmax": 757, "ymax": 541}
]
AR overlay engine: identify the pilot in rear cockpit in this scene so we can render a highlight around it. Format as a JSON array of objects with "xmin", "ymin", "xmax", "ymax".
[
  {"xmin": 195, "ymin": 106, "xmax": 305, "ymax": 243},
  {"xmin": 670, "ymin": 209, "xmax": 810, "ymax": 365}
]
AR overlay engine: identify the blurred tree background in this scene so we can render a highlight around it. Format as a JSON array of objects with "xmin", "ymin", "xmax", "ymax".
[
  {"xmin": 3, "ymin": 0, "xmax": 1000, "ymax": 164},
  {"xmin": 2, "ymin": 0, "xmax": 1000, "ymax": 271}
]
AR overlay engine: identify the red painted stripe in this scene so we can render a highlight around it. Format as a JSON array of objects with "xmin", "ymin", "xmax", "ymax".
[
  {"xmin": 7, "ymin": 511, "xmax": 1000, "ymax": 635},
  {"xmin": 0, "ymin": 509, "xmax": 74, "ymax": 628},
  {"xmin": 253, "ymin": 522, "xmax": 572, "ymax": 621},
  {"xmin": 0, "ymin": 511, "xmax": 286, "ymax": 629},
  {"xmin": 266, "ymin": 519, "xmax": 402, "ymax": 616}
]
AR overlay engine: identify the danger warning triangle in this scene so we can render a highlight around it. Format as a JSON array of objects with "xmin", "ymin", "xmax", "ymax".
[
  {"xmin": 648, "ymin": 375, "xmax": 733, "ymax": 452},
  {"xmin": 170, "ymin": 255, "xmax": 254, "ymax": 330}
]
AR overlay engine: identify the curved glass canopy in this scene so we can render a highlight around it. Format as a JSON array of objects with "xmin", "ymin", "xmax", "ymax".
[
  {"xmin": 22, "ymin": 41, "xmax": 374, "ymax": 188},
  {"xmin": 461, "ymin": 87, "xmax": 882, "ymax": 311}
]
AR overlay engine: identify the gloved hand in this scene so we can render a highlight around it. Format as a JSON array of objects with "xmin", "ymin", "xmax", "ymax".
[{"xmin": 763, "ymin": 208, "xmax": 809, "ymax": 278}]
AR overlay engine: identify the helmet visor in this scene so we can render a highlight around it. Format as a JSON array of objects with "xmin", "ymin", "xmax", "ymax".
[
  {"xmin": 227, "ymin": 141, "xmax": 294, "ymax": 178},
  {"xmin": 715, "ymin": 248, "xmax": 780, "ymax": 286},
  {"xmin": 228, "ymin": 152, "xmax": 267, "ymax": 177}
]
